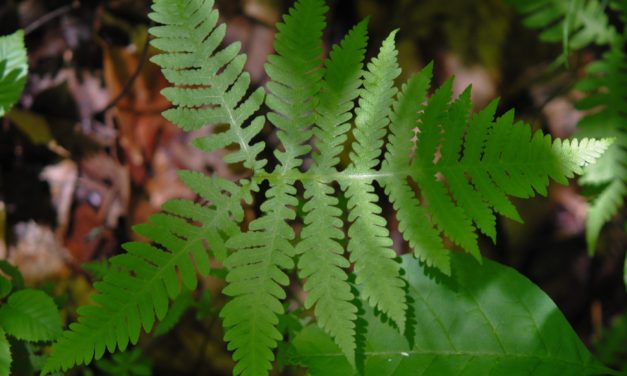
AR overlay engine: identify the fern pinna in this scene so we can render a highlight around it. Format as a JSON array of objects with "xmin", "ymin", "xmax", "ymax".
[
  {"xmin": 575, "ymin": 35, "xmax": 627, "ymax": 252},
  {"xmin": 43, "ymin": 0, "xmax": 610, "ymax": 374}
]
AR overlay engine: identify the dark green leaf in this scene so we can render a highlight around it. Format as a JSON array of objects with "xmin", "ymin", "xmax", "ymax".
[{"xmin": 292, "ymin": 253, "xmax": 615, "ymax": 376}]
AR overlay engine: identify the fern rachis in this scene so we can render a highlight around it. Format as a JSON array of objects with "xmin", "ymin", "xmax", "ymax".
[{"xmin": 43, "ymin": 0, "xmax": 612, "ymax": 375}]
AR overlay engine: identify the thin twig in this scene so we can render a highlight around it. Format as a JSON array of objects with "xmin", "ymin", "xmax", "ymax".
[
  {"xmin": 24, "ymin": 1, "xmax": 80, "ymax": 36},
  {"xmin": 95, "ymin": 33, "xmax": 151, "ymax": 117}
]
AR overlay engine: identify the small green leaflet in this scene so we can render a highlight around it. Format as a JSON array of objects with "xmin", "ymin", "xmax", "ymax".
[
  {"xmin": 291, "ymin": 253, "xmax": 617, "ymax": 376},
  {"xmin": 0, "ymin": 30, "xmax": 27, "ymax": 117},
  {"xmin": 0, "ymin": 289, "xmax": 62, "ymax": 342}
]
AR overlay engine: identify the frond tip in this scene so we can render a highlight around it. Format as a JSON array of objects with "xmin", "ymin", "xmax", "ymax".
[
  {"xmin": 150, "ymin": 0, "xmax": 267, "ymax": 171},
  {"xmin": 382, "ymin": 63, "xmax": 611, "ymax": 273}
]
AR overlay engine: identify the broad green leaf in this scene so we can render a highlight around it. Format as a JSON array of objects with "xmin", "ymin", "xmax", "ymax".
[
  {"xmin": 292, "ymin": 253, "xmax": 615, "ymax": 376},
  {"xmin": 0, "ymin": 30, "xmax": 27, "ymax": 117},
  {"xmin": 0, "ymin": 329, "xmax": 10, "ymax": 376},
  {"xmin": 0, "ymin": 289, "xmax": 62, "ymax": 342}
]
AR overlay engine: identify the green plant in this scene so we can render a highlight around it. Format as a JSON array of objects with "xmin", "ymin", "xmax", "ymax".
[
  {"xmin": 0, "ymin": 30, "xmax": 27, "ymax": 118},
  {"xmin": 42, "ymin": 0, "xmax": 615, "ymax": 375},
  {"xmin": 575, "ymin": 36, "xmax": 626, "ymax": 252},
  {"xmin": 95, "ymin": 348, "xmax": 152, "ymax": 376},
  {"xmin": 291, "ymin": 253, "xmax": 611, "ymax": 375},
  {"xmin": 0, "ymin": 261, "xmax": 62, "ymax": 375},
  {"xmin": 505, "ymin": 0, "xmax": 613, "ymax": 59},
  {"xmin": 507, "ymin": 0, "xmax": 626, "ymax": 284}
]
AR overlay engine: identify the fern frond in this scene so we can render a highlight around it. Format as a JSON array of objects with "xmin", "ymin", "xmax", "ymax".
[
  {"xmin": 379, "ymin": 64, "xmax": 611, "ymax": 271},
  {"xmin": 575, "ymin": 36, "xmax": 627, "ymax": 251},
  {"xmin": 221, "ymin": 183, "xmax": 297, "ymax": 376},
  {"xmin": 412, "ymin": 78, "xmax": 481, "ymax": 259},
  {"xmin": 265, "ymin": 0, "xmax": 327, "ymax": 173},
  {"xmin": 343, "ymin": 31, "xmax": 407, "ymax": 330},
  {"xmin": 296, "ymin": 20, "xmax": 368, "ymax": 362},
  {"xmin": 47, "ymin": 0, "xmax": 615, "ymax": 374},
  {"xmin": 381, "ymin": 64, "xmax": 451, "ymax": 274},
  {"xmin": 220, "ymin": 0, "xmax": 327, "ymax": 374},
  {"xmin": 429, "ymin": 98, "xmax": 609, "ymax": 260},
  {"xmin": 43, "ymin": 174, "xmax": 252, "ymax": 373},
  {"xmin": 149, "ymin": 0, "xmax": 266, "ymax": 171},
  {"xmin": 506, "ymin": 0, "xmax": 614, "ymax": 53}
]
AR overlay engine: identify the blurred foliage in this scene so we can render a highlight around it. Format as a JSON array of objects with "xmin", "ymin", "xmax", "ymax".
[
  {"xmin": 357, "ymin": 0, "xmax": 511, "ymax": 70},
  {"xmin": 594, "ymin": 313, "xmax": 627, "ymax": 372},
  {"xmin": 95, "ymin": 348, "xmax": 152, "ymax": 376}
]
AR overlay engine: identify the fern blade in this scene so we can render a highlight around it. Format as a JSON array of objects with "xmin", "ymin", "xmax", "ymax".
[
  {"xmin": 383, "ymin": 65, "xmax": 451, "ymax": 273},
  {"xmin": 149, "ymin": 0, "xmax": 266, "ymax": 171},
  {"xmin": 43, "ymin": 177, "xmax": 250, "ymax": 374},
  {"xmin": 295, "ymin": 19, "xmax": 369, "ymax": 363},
  {"xmin": 345, "ymin": 31, "xmax": 406, "ymax": 330},
  {"xmin": 221, "ymin": 0, "xmax": 327, "ymax": 374}
]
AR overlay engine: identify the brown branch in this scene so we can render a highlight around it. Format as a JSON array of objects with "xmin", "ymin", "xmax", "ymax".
[
  {"xmin": 24, "ymin": 1, "xmax": 80, "ymax": 36},
  {"xmin": 95, "ymin": 33, "xmax": 151, "ymax": 117}
]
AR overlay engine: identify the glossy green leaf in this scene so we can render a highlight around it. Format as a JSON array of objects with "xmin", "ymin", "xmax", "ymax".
[
  {"xmin": 0, "ymin": 289, "xmax": 62, "ymax": 342},
  {"xmin": 292, "ymin": 253, "xmax": 615, "ymax": 376},
  {"xmin": 0, "ymin": 30, "xmax": 27, "ymax": 117}
]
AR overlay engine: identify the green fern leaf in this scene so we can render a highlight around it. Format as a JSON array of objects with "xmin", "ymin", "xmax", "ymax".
[
  {"xmin": 264, "ymin": 0, "xmax": 326, "ymax": 172},
  {"xmin": 0, "ymin": 30, "xmax": 27, "ymax": 117},
  {"xmin": 413, "ymin": 78, "xmax": 480, "ymax": 259},
  {"xmin": 220, "ymin": 0, "xmax": 327, "ymax": 374},
  {"xmin": 506, "ymin": 0, "xmax": 614, "ymax": 56},
  {"xmin": 382, "ymin": 64, "xmax": 451, "ymax": 274},
  {"xmin": 380, "ymin": 63, "xmax": 611, "ymax": 271},
  {"xmin": 343, "ymin": 31, "xmax": 407, "ymax": 330},
  {"xmin": 297, "ymin": 19, "xmax": 368, "ymax": 363},
  {"xmin": 575, "ymin": 36, "xmax": 627, "ymax": 251},
  {"xmin": 150, "ymin": 0, "xmax": 266, "ymax": 171},
  {"xmin": 43, "ymin": 174, "xmax": 251, "ymax": 373},
  {"xmin": 0, "ymin": 289, "xmax": 61, "ymax": 342}
]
